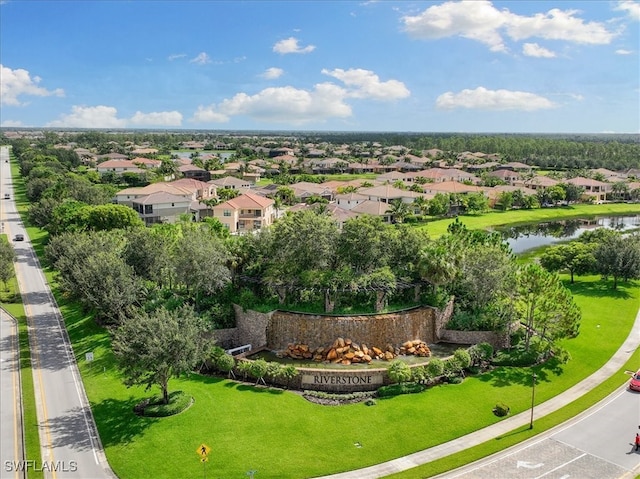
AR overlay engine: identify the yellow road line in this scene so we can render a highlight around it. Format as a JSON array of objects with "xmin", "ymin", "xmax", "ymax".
[{"xmin": 21, "ymin": 281, "xmax": 57, "ymax": 479}]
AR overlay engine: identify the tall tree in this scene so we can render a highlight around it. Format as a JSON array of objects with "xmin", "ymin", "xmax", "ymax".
[
  {"xmin": 0, "ymin": 241, "xmax": 16, "ymax": 290},
  {"xmin": 539, "ymin": 242, "xmax": 596, "ymax": 283},
  {"xmin": 515, "ymin": 263, "xmax": 581, "ymax": 352},
  {"xmin": 594, "ymin": 234, "xmax": 640, "ymax": 289},
  {"xmin": 113, "ymin": 305, "xmax": 212, "ymax": 404}
]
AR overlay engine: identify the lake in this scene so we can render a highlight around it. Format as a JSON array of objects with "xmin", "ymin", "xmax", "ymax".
[{"xmin": 499, "ymin": 214, "xmax": 640, "ymax": 253}]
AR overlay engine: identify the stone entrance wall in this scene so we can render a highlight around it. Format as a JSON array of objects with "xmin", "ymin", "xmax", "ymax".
[{"xmin": 266, "ymin": 306, "xmax": 438, "ymax": 351}]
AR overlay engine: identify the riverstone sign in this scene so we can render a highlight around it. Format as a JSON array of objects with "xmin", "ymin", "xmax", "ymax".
[{"xmin": 301, "ymin": 371, "xmax": 384, "ymax": 391}]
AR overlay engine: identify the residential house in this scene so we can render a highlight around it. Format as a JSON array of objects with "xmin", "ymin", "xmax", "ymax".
[
  {"xmin": 289, "ymin": 182, "xmax": 334, "ymax": 202},
  {"xmin": 521, "ymin": 175, "xmax": 559, "ymax": 191},
  {"xmin": 168, "ymin": 178, "xmax": 217, "ymax": 200},
  {"xmin": 358, "ymin": 184, "xmax": 424, "ymax": 204},
  {"xmin": 131, "ymin": 192, "xmax": 193, "ymax": 226},
  {"xmin": 212, "ymin": 192, "xmax": 275, "ymax": 234},
  {"xmin": 421, "ymin": 181, "xmax": 485, "ymax": 195},
  {"xmin": 210, "ymin": 176, "xmax": 253, "ymax": 191},
  {"xmin": 565, "ymin": 177, "xmax": 610, "ymax": 202},
  {"xmin": 96, "ymin": 160, "xmax": 144, "ymax": 174},
  {"xmin": 351, "ymin": 200, "xmax": 395, "ymax": 223},
  {"xmin": 377, "ymin": 171, "xmax": 411, "ymax": 184},
  {"xmin": 131, "ymin": 157, "xmax": 161, "ymax": 169},
  {"xmin": 288, "ymin": 203, "xmax": 357, "ymax": 229},
  {"xmin": 499, "ymin": 161, "xmax": 534, "ymax": 172},
  {"xmin": 178, "ymin": 163, "xmax": 211, "ymax": 182},
  {"xmin": 406, "ymin": 167, "xmax": 479, "ymax": 184},
  {"xmin": 114, "ymin": 183, "xmax": 196, "ymax": 207},
  {"xmin": 487, "ymin": 169, "xmax": 521, "ymax": 185},
  {"xmin": 335, "ymin": 192, "xmax": 369, "ymax": 210}
]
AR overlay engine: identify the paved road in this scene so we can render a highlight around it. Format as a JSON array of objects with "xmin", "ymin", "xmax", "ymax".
[
  {"xmin": 0, "ymin": 308, "xmax": 25, "ymax": 479},
  {"xmin": 316, "ymin": 292, "xmax": 640, "ymax": 479},
  {"xmin": 442, "ymin": 385, "xmax": 640, "ymax": 479},
  {"xmin": 0, "ymin": 146, "xmax": 115, "ymax": 479}
]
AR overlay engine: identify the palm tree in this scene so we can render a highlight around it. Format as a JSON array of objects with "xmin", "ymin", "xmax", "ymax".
[{"xmin": 386, "ymin": 198, "xmax": 411, "ymax": 224}]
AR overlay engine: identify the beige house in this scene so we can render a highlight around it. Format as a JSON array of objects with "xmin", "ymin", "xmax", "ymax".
[
  {"xmin": 212, "ymin": 193, "xmax": 275, "ymax": 234},
  {"xmin": 131, "ymin": 192, "xmax": 193, "ymax": 226}
]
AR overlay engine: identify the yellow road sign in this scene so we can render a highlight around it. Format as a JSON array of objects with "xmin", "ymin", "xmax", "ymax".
[{"xmin": 197, "ymin": 443, "xmax": 211, "ymax": 457}]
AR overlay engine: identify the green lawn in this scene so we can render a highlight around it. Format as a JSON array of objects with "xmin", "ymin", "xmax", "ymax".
[
  {"xmin": 7, "ymin": 156, "xmax": 640, "ymax": 478},
  {"xmin": 420, "ymin": 203, "xmax": 640, "ymax": 238},
  {"xmin": 61, "ymin": 275, "xmax": 639, "ymax": 479}
]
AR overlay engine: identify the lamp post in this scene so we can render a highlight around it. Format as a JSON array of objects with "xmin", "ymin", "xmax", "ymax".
[{"xmin": 529, "ymin": 372, "xmax": 537, "ymax": 429}]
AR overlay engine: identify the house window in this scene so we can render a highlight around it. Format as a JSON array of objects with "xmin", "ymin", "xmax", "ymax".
[
  {"xmin": 254, "ymin": 210, "xmax": 261, "ymax": 217},
  {"xmin": 253, "ymin": 220, "xmax": 261, "ymax": 229},
  {"xmin": 239, "ymin": 221, "xmax": 245, "ymax": 229},
  {"xmin": 144, "ymin": 205, "xmax": 153, "ymax": 214},
  {"xmin": 223, "ymin": 210, "xmax": 231, "ymax": 217}
]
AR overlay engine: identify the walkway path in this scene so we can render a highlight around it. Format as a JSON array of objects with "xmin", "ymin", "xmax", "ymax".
[{"xmin": 314, "ymin": 302, "xmax": 640, "ymax": 479}]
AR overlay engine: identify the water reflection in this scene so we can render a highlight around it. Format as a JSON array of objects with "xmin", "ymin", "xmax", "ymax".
[{"xmin": 499, "ymin": 215, "xmax": 640, "ymax": 253}]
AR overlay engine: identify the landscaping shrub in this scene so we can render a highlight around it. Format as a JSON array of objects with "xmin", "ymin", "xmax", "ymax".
[
  {"xmin": 377, "ymin": 382, "xmax": 426, "ymax": 398},
  {"xmin": 493, "ymin": 402, "xmax": 510, "ymax": 417},
  {"xmin": 136, "ymin": 391, "xmax": 193, "ymax": 417},
  {"xmin": 453, "ymin": 348, "xmax": 472, "ymax": 369},
  {"xmin": 492, "ymin": 347, "xmax": 538, "ymax": 367},
  {"xmin": 387, "ymin": 359, "xmax": 412, "ymax": 384},
  {"xmin": 468, "ymin": 342, "xmax": 494, "ymax": 366}
]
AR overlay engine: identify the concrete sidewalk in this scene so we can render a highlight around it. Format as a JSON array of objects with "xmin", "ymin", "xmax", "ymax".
[{"xmin": 313, "ymin": 304, "xmax": 640, "ymax": 479}]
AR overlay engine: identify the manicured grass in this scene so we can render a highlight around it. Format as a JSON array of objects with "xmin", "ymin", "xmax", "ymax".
[
  {"xmin": 61, "ymin": 275, "xmax": 639, "ymax": 479},
  {"xmin": 420, "ymin": 203, "xmax": 640, "ymax": 238}
]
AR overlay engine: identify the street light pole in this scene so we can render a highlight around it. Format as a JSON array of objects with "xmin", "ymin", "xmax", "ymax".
[{"xmin": 529, "ymin": 372, "xmax": 537, "ymax": 429}]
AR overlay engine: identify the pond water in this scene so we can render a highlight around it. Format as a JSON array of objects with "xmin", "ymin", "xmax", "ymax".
[
  {"xmin": 498, "ymin": 214, "xmax": 640, "ymax": 254},
  {"xmin": 246, "ymin": 342, "xmax": 468, "ymax": 370}
]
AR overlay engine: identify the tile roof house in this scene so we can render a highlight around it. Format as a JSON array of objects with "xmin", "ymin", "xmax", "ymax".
[
  {"xmin": 335, "ymin": 192, "xmax": 369, "ymax": 210},
  {"xmin": 96, "ymin": 160, "xmax": 145, "ymax": 174},
  {"xmin": 521, "ymin": 176, "xmax": 560, "ymax": 190},
  {"xmin": 168, "ymin": 178, "xmax": 217, "ymax": 200},
  {"xmin": 210, "ymin": 176, "xmax": 253, "ymax": 190},
  {"xmin": 565, "ymin": 177, "xmax": 610, "ymax": 201},
  {"xmin": 131, "ymin": 192, "xmax": 193, "ymax": 226},
  {"xmin": 212, "ymin": 192, "xmax": 276, "ymax": 234},
  {"xmin": 114, "ymin": 183, "xmax": 196, "ymax": 207},
  {"xmin": 358, "ymin": 184, "xmax": 425, "ymax": 203},
  {"xmin": 131, "ymin": 157, "xmax": 161, "ymax": 168},
  {"xmin": 421, "ymin": 181, "xmax": 484, "ymax": 195},
  {"xmin": 487, "ymin": 169, "xmax": 521, "ymax": 185},
  {"xmin": 351, "ymin": 200, "xmax": 395, "ymax": 223}
]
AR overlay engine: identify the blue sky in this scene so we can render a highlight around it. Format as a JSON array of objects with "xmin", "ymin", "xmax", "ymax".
[{"xmin": 1, "ymin": 1, "xmax": 638, "ymax": 133}]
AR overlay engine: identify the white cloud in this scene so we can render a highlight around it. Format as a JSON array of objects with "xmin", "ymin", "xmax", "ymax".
[
  {"xmin": 190, "ymin": 52, "xmax": 211, "ymax": 65},
  {"xmin": 130, "ymin": 111, "xmax": 183, "ymax": 126},
  {"xmin": 522, "ymin": 42, "xmax": 556, "ymax": 58},
  {"xmin": 47, "ymin": 105, "xmax": 183, "ymax": 128},
  {"xmin": 435, "ymin": 87, "xmax": 557, "ymax": 111},
  {"xmin": 261, "ymin": 67, "xmax": 284, "ymax": 80},
  {"xmin": 615, "ymin": 49, "xmax": 634, "ymax": 55},
  {"xmin": 0, "ymin": 65, "xmax": 65, "ymax": 106},
  {"xmin": 402, "ymin": 1, "xmax": 508, "ymax": 52},
  {"xmin": 402, "ymin": 1, "xmax": 617, "ymax": 52},
  {"xmin": 273, "ymin": 37, "xmax": 316, "ymax": 54},
  {"xmin": 505, "ymin": 8, "xmax": 616, "ymax": 44},
  {"xmin": 47, "ymin": 105, "xmax": 128, "ymax": 128},
  {"xmin": 168, "ymin": 53, "xmax": 187, "ymax": 61},
  {"xmin": 191, "ymin": 83, "xmax": 351, "ymax": 125},
  {"xmin": 615, "ymin": 1, "xmax": 640, "ymax": 20},
  {"xmin": 321, "ymin": 68, "xmax": 410, "ymax": 100},
  {"xmin": 1, "ymin": 120, "xmax": 23, "ymax": 127}
]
